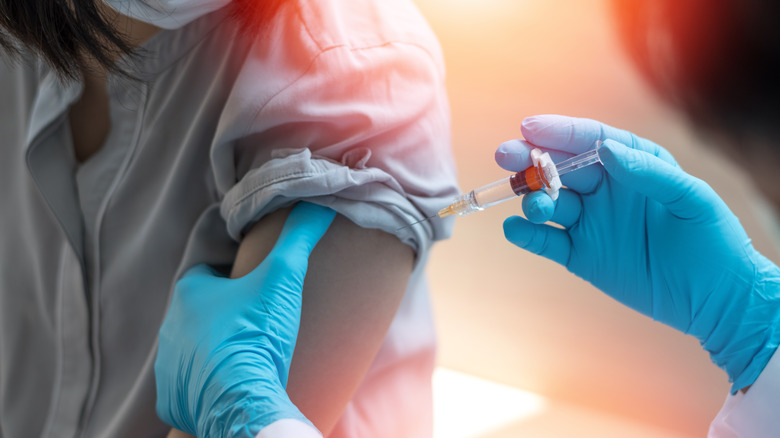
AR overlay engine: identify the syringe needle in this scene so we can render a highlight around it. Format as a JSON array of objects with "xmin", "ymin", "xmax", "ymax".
[{"xmin": 397, "ymin": 214, "xmax": 437, "ymax": 231}]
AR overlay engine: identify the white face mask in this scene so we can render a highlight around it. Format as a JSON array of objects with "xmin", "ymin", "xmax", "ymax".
[{"xmin": 103, "ymin": 0, "xmax": 232, "ymax": 29}]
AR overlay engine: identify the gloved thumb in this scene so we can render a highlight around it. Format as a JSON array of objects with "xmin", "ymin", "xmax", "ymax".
[
  {"xmin": 503, "ymin": 215, "xmax": 570, "ymax": 266},
  {"xmin": 179, "ymin": 263, "xmax": 219, "ymax": 281},
  {"xmin": 246, "ymin": 202, "xmax": 336, "ymax": 288},
  {"xmin": 598, "ymin": 139, "xmax": 715, "ymax": 219}
]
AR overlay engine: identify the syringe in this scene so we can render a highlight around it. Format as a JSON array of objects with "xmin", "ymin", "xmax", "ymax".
[{"xmin": 403, "ymin": 146, "xmax": 602, "ymax": 229}]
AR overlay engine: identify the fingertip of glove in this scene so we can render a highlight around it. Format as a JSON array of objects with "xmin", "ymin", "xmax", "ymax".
[
  {"xmin": 597, "ymin": 139, "xmax": 628, "ymax": 169},
  {"xmin": 520, "ymin": 114, "xmax": 569, "ymax": 134},
  {"xmin": 600, "ymin": 138, "xmax": 622, "ymax": 152},
  {"xmin": 520, "ymin": 115, "xmax": 539, "ymax": 129},
  {"xmin": 284, "ymin": 202, "xmax": 337, "ymax": 244},
  {"xmin": 182, "ymin": 263, "xmax": 216, "ymax": 279},
  {"xmin": 503, "ymin": 216, "xmax": 531, "ymax": 247},
  {"xmin": 496, "ymin": 139, "xmax": 533, "ymax": 171},
  {"xmin": 522, "ymin": 191, "xmax": 554, "ymax": 224},
  {"xmin": 520, "ymin": 115, "xmax": 552, "ymax": 132},
  {"xmin": 290, "ymin": 202, "xmax": 337, "ymax": 223},
  {"xmin": 520, "ymin": 115, "xmax": 545, "ymax": 139},
  {"xmin": 496, "ymin": 138, "xmax": 524, "ymax": 153}
]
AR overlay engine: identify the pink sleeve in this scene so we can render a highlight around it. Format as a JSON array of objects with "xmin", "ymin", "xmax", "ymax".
[{"xmin": 211, "ymin": 0, "xmax": 459, "ymax": 257}]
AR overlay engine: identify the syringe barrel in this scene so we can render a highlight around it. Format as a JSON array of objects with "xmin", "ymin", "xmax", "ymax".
[
  {"xmin": 441, "ymin": 166, "xmax": 547, "ymax": 217},
  {"xmin": 472, "ymin": 176, "xmax": 517, "ymax": 209},
  {"xmin": 439, "ymin": 179, "xmax": 515, "ymax": 217},
  {"xmin": 441, "ymin": 175, "xmax": 520, "ymax": 217}
]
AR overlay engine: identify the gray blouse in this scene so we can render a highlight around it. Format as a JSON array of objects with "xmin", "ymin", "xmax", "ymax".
[{"xmin": 0, "ymin": 0, "xmax": 457, "ymax": 436}]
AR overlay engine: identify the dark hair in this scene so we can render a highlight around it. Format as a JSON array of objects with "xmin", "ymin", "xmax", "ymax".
[
  {"xmin": 612, "ymin": 0, "xmax": 780, "ymax": 144},
  {"xmin": 0, "ymin": 0, "xmax": 286, "ymax": 81},
  {"xmin": 0, "ymin": 0, "xmax": 136, "ymax": 80}
]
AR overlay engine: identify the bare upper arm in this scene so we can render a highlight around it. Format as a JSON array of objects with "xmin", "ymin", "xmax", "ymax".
[
  {"xmin": 231, "ymin": 206, "xmax": 414, "ymax": 435},
  {"xmin": 166, "ymin": 206, "xmax": 413, "ymax": 438}
]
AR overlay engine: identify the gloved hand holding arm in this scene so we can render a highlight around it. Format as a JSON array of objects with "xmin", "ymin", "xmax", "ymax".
[
  {"xmin": 155, "ymin": 202, "xmax": 335, "ymax": 438},
  {"xmin": 497, "ymin": 115, "xmax": 780, "ymax": 392}
]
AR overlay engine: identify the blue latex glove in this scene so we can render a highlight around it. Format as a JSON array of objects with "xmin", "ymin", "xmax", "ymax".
[
  {"xmin": 155, "ymin": 202, "xmax": 336, "ymax": 437},
  {"xmin": 497, "ymin": 114, "xmax": 780, "ymax": 392}
]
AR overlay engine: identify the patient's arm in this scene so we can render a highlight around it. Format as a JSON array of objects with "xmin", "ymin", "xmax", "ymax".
[
  {"xmin": 233, "ymin": 206, "xmax": 414, "ymax": 435},
  {"xmin": 167, "ymin": 206, "xmax": 413, "ymax": 438}
]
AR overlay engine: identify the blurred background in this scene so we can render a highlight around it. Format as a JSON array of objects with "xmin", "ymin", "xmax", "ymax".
[{"xmin": 414, "ymin": 0, "xmax": 780, "ymax": 437}]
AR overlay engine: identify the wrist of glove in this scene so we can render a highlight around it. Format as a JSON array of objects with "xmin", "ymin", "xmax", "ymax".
[
  {"xmin": 195, "ymin": 348, "xmax": 313, "ymax": 438},
  {"xmin": 697, "ymin": 252, "xmax": 780, "ymax": 392},
  {"xmin": 156, "ymin": 274, "xmax": 313, "ymax": 438}
]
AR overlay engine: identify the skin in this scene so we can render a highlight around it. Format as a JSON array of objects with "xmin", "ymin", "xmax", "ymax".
[
  {"xmin": 78, "ymin": 7, "xmax": 414, "ymax": 437},
  {"xmin": 167, "ymin": 210, "xmax": 412, "ymax": 438},
  {"xmin": 235, "ymin": 209, "xmax": 412, "ymax": 434}
]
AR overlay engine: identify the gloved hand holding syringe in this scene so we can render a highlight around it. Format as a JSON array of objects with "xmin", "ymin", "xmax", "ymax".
[{"xmin": 403, "ymin": 142, "xmax": 602, "ymax": 228}]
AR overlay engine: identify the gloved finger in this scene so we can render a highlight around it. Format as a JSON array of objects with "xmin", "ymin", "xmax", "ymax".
[
  {"xmin": 180, "ymin": 263, "xmax": 220, "ymax": 280},
  {"xmin": 251, "ymin": 202, "xmax": 337, "ymax": 289},
  {"xmin": 503, "ymin": 215, "xmax": 571, "ymax": 266},
  {"xmin": 496, "ymin": 139, "xmax": 570, "ymax": 171},
  {"xmin": 599, "ymin": 139, "xmax": 718, "ymax": 219},
  {"xmin": 496, "ymin": 139, "xmax": 604, "ymax": 194},
  {"xmin": 174, "ymin": 264, "xmax": 223, "ymax": 299},
  {"xmin": 496, "ymin": 139, "xmax": 542, "ymax": 171},
  {"xmin": 522, "ymin": 190, "xmax": 555, "ymax": 224},
  {"xmin": 521, "ymin": 115, "xmax": 678, "ymax": 167},
  {"xmin": 547, "ymin": 189, "xmax": 583, "ymax": 229},
  {"xmin": 521, "ymin": 189, "xmax": 584, "ymax": 229}
]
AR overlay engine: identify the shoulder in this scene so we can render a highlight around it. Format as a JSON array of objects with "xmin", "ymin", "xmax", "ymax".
[
  {"xmin": 212, "ymin": 0, "xmax": 447, "ymax": 139},
  {"xmin": 292, "ymin": 0, "xmax": 443, "ymax": 63},
  {"xmin": 0, "ymin": 53, "xmax": 48, "ymax": 149},
  {"xmin": 0, "ymin": 52, "xmax": 46, "ymax": 106},
  {"xmin": 241, "ymin": 0, "xmax": 445, "ymax": 77}
]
